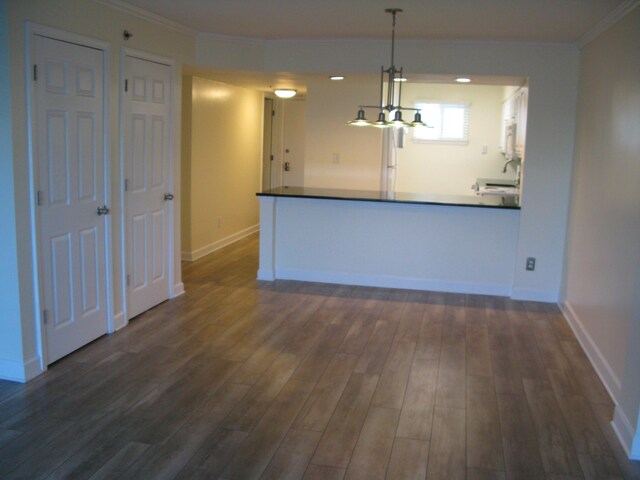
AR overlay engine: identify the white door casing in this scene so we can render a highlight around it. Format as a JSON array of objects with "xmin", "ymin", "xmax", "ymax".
[
  {"xmin": 122, "ymin": 53, "xmax": 173, "ymax": 319},
  {"xmin": 32, "ymin": 33, "xmax": 109, "ymax": 363}
]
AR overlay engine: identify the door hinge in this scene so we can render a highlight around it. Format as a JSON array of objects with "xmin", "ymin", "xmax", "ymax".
[
  {"xmin": 37, "ymin": 190, "xmax": 43, "ymax": 206},
  {"xmin": 272, "ymin": 109, "xmax": 275, "ymax": 117},
  {"xmin": 126, "ymin": 274, "xmax": 130, "ymax": 287},
  {"xmin": 43, "ymin": 309, "xmax": 48, "ymax": 324},
  {"xmin": 270, "ymin": 154, "xmax": 274, "ymax": 161},
  {"xmin": 124, "ymin": 178, "xmax": 129, "ymax": 192},
  {"xmin": 124, "ymin": 78, "xmax": 128, "ymax": 92},
  {"xmin": 33, "ymin": 64, "xmax": 38, "ymax": 81}
]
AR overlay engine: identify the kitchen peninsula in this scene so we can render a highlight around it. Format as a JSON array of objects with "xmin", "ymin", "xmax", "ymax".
[{"xmin": 257, "ymin": 187, "xmax": 521, "ymax": 297}]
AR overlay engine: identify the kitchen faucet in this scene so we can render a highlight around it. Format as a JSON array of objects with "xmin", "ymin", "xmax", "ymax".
[{"xmin": 502, "ymin": 157, "xmax": 518, "ymax": 173}]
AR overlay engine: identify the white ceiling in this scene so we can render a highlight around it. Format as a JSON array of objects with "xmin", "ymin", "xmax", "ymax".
[{"xmin": 114, "ymin": 0, "xmax": 626, "ymax": 43}]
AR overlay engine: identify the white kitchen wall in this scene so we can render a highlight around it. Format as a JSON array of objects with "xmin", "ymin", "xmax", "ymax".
[
  {"xmin": 304, "ymin": 75, "xmax": 383, "ymax": 190},
  {"xmin": 395, "ymin": 83, "xmax": 509, "ymax": 196}
]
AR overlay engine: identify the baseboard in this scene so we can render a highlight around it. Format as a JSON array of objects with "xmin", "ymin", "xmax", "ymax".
[
  {"xmin": 182, "ymin": 224, "xmax": 259, "ymax": 261},
  {"xmin": 274, "ymin": 268, "xmax": 513, "ymax": 297},
  {"xmin": 112, "ymin": 312, "xmax": 127, "ymax": 331},
  {"xmin": 611, "ymin": 406, "xmax": 636, "ymax": 458},
  {"xmin": 172, "ymin": 282, "xmax": 185, "ymax": 298},
  {"xmin": 510, "ymin": 287, "xmax": 558, "ymax": 303},
  {"xmin": 257, "ymin": 269, "xmax": 275, "ymax": 281},
  {"xmin": 0, "ymin": 355, "xmax": 44, "ymax": 383},
  {"xmin": 559, "ymin": 300, "xmax": 622, "ymax": 400}
]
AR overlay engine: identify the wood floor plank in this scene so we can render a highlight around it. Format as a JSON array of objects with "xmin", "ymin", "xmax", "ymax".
[
  {"xmin": 223, "ymin": 352, "xmax": 301, "ymax": 432},
  {"xmin": 0, "ymin": 416, "xmax": 73, "ymax": 474},
  {"xmin": 489, "ymin": 332, "xmax": 524, "ymax": 395},
  {"xmin": 577, "ymin": 453, "xmax": 624, "ymax": 479},
  {"xmin": 303, "ymin": 464, "xmax": 346, "ymax": 480},
  {"xmin": 523, "ymin": 378, "xmax": 581, "ymax": 476},
  {"xmin": 3, "ymin": 408, "xmax": 125, "ymax": 480},
  {"xmin": 466, "ymin": 468, "xmax": 507, "ymax": 480},
  {"xmin": 435, "ymin": 332, "xmax": 466, "ymax": 409},
  {"xmin": 337, "ymin": 312, "xmax": 378, "ymax": 355},
  {"xmin": 87, "ymin": 442, "xmax": 151, "ymax": 480},
  {"xmin": 260, "ymin": 429, "xmax": 322, "ymax": 480},
  {"xmin": 496, "ymin": 393, "xmax": 545, "ymax": 478},
  {"xmin": 174, "ymin": 428, "xmax": 248, "ymax": 479},
  {"xmin": 312, "ymin": 373, "xmax": 379, "ymax": 469},
  {"xmin": 466, "ymin": 375, "xmax": 504, "ymax": 472},
  {"xmin": 354, "ymin": 319, "xmax": 397, "ymax": 375},
  {"xmin": 220, "ymin": 379, "xmax": 315, "ymax": 480},
  {"xmin": 294, "ymin": 353, "xmax": 359, "ymax": 432},
  {"xmin": 344, "ymin": 406, "xmax": 400, "ymax": 480},
  {"xmin": 395, "ymin": 357, "xmax": 438, "ymax": 441},
  {"xmin": 385, "ymin": 437, "xmax": 430, "ymax": 480},
  {"xmin": 415, "ymin": 319, "xmax": 442, "ymax": 360},
  {"xmin": 371, "ymin": 340, "xmax": 415, "ymax": 410},
  {"xmin": 426, "ymin": 406, "xmax": 466, "ymax": 480},
  {"xmin": 466, "ymin": 323, "xmax": 492, "ymax": 377}
]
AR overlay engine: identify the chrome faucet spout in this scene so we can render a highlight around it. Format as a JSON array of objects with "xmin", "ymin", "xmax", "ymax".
[{"xmin": 502, "ymin": 157, "xmax": 518, "ymax": 173}]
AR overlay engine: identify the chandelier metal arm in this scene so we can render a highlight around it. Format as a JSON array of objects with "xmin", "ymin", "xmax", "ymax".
[{"xmin": 348, "ymin": 8, "xmax": 426, "ymax": 128}]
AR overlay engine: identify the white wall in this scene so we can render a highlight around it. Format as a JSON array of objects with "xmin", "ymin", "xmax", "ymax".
[
  {"xmin": 561, "ymin": 7, "xmax": 640, "ymax": 458},
  {"xmin": 396, "ymin": 83, "xmax": 508, "ymax": 196},
  {"xmin": 0, "ymin": 0, "xmax": 26, "ymax": 381},
  {"xmin": 181, "ymin": 76, "xmax": 262, "ymax": 260},
  {"xmin": 3, "ymin": 0, "xmax": 195, "ymax": 381},
  {"xmin": 304, "ymin": 76, "xmax": 383, "ymax": 190}
]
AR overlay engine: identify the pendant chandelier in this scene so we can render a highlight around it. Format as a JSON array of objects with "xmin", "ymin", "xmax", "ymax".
[{"xmin": 348, "ymin": 8, "xmax": 425, "ymax": 129}]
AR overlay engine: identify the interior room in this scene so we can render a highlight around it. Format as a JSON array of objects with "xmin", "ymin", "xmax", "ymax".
[{"xmin": 1, "ymin": 0, "xmax": 639, "ymax": 477}]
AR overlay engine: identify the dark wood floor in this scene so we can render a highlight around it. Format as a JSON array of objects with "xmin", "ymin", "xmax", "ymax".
[{"xmin": 1, "ymin": 233, "xmax": 639, "ymax": 480}]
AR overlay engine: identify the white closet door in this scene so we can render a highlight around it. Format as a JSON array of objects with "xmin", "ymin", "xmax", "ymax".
[
  {"xmin": 34, "ymin": 35, "xmax": 108, "ymax": 363},
  {"xmin": 123, "ymin": 55, "xmax": 172, "ymax": 319}
]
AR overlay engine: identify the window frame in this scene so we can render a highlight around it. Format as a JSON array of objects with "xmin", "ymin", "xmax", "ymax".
[{"xmin": 411, "ymin": 100, "xmax": 471, "ymax": 145}]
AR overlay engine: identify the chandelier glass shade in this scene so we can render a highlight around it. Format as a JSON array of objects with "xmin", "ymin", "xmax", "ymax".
[{"xmin": 348, "ymin": 8, "xmax": 425, "ymax": 129}]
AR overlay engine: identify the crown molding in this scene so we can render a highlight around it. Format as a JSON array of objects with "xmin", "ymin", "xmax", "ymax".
[
  {"xmin": 577, "ymin": 0, "xmax": 640, "ymax": 48},
  {"xmin": 93, "ymin": 0, "xmax": 196, "ymax": 36},
  {"xmin": 197, "ymin": 32, "xmax": 265, "ymax": 46}
]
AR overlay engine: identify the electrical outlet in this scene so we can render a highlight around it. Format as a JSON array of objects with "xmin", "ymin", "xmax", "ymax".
[{"xmin": 526, "ymin": 257, "xmax": 536, "ymax": 271}]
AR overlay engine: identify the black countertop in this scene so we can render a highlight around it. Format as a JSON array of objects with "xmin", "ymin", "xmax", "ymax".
[{"xmin": 257, "ymin": 186, "xmax": 520, "ymax": 210}]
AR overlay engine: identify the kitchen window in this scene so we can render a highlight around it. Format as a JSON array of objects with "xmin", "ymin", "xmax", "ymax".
[{"xmin": 412, "ymin": 101, "xmax": 470, "ymax": 144}]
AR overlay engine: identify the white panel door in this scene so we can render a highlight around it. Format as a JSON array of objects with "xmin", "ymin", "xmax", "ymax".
[
  {"xmin": 123, "ymin": 55, "xmax": 172, "ymax": 318},
  {"xmin": 34, "ymin": 35, "xmax": 108, "ymax": 363}
]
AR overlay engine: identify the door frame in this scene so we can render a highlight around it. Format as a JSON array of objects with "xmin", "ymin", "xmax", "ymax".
[
  {"xmin": 119, "ymin": 47, "xmax": 178, "ymax": 326},
  {"xmin": 25, "ymin": 22, "xmax": 113, "ymax": 370}
]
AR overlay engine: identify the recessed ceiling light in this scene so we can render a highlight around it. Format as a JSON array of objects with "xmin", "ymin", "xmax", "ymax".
[
  {"xmin": 330, "ymin": 75, "xmax": 345, "ymax": 81},
  {"xmin": 274, "ymin": 89, "xmax": 297, "ymax": 98},
  {"xmin": 455, "ymin": 77, "xmax": 471, "ymax": 83}
]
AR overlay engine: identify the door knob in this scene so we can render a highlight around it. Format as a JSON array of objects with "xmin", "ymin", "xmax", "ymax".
[
  {"xmin": 164, "ymin": 193, "xmax": 174, "ymax": 201},
  {"xmin": 96, "ymin": 205, "xmax": 110, "ymax": 215}
]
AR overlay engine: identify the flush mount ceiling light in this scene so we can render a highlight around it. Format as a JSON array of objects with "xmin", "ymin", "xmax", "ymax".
[
  {"xmin": 348, "ymin": 8, "xmax": 424, "ymax": 128},
  {"xmin": 274, "ymin": 89, "xmax": 297, "ymax": 98},
  {"xmin": 455, "ymin": 77, "xmax": 472, "ymax": 83},
  {"xmin": 330, "ymin": 75, "xmax": 345, "ymax": 80}
]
